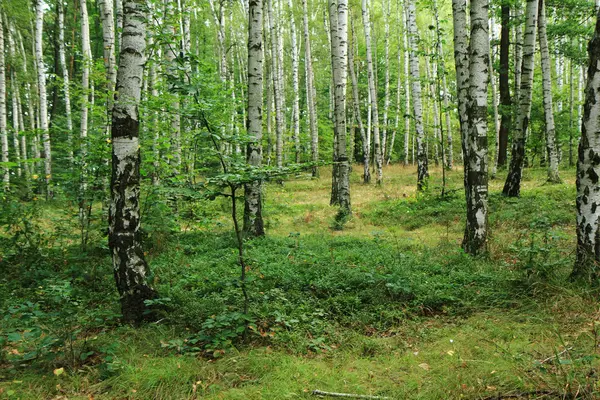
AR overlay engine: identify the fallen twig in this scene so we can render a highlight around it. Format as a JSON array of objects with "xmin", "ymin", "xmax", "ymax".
[
  {"xmin": 312, "ymin": 390, "xmax": 390, "ymax": 399},
  {"xmin": 538, "ymin": 347, "xmax": 573, "ymax": 364}
]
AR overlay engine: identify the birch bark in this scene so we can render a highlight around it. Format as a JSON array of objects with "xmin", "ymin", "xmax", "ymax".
[
  {"xmin": 406, "ymin": 0, "xmax": 427, "ymax": 190},
  {"xmin": 503, "ymin": 0, "xmax": 538, "ymax": 197},
  {"xmin": 109, "ymin": 0, "xmax": 158, "ymax": 323},
  {"xmin": 243, "ymin": 0, "xmax": 265, "ymax": 237}
]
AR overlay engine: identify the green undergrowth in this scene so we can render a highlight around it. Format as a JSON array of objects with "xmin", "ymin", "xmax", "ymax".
[{"xmin": 2, "ymin": 167, "xmax": 599, "ymax": 399}]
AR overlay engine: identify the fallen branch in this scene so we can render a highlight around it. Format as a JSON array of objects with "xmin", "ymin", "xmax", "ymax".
[
  {"xmin": 482, "ymin": 389, "xmax": 556, "ymax": 400},
  {"xmin": 312, "ymin": 390, "xmax": 390, "ymax": 399},
  {"xmin": 538, "ymin": 347, "xmax": 573, "ymax": 364}
]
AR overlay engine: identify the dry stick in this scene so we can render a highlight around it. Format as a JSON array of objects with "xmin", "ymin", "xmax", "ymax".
[
  {"xmin": 538, "ymin": 346, "xmax": 573, "ymax": 364},
  {"xmin": 312, "ymin": 390, "xmax": 389, "ymax": 399}
]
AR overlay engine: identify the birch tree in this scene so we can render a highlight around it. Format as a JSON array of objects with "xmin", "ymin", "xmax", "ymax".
[
  {"xmin": 0, "ymin": 13, "xmax": 8, "ymax": 189},
  {"xmin": 537, "ymin": 0, "xmax": 560, "ymax": 183},
  {"xmin": 349, "ymin": 17, "xmax": 369, "ymax": 182},
  {"xmin": 98, "ymin": 0, "xmax": 118, "ymax": 133},
  {"xmin": 463, "ymin": 0, "xmax": 489, "ymax": 255},
  {"xmin": 328, "ymin": 0, "xmax": 351, "ymax": 214},
  {"xmin": 267, "ymin": 0, "xmax": 284, "ymax": 168},
  {"xmin": 362, "ymin": 0, "xmax": 383, "ymax": 185},
  {"xmin": 243, "ymin": 0, "xmax": 265, "ymax": 237},
  {"xmin": 497, "ymin": 1, "xmax": 510, "ymax": 168},
  {"xmin": 57, "ymin": 1, "xmax": 73, "ymax": 164},
  {"xmin": 287, "ymin": 0, "xmax": 301, "ymax": 163},
  {"xmin": 80, "ymin": 0, "xmax": 92, "ymax": 186},
  {"xmin": 402, "ymin": 0, "xmax": 411, "ymax": 166},
  {"xmin": 302, "ymin": 0, "xmax": 319, "ymax": 177},
  {"xmin": 35, "ymin": 0, "xmax": 51, "ymax": 190},
  {"xmin": 503, "ymin": 0, "xmax": 538, "ymax": 197},
  {"xmin": 573, "ymin": 8, "xmax": 600, "ymax": 281},
  {"xmin": 109, "ymin": 0, "xmax": 158, "ymax": 323},
  {"xmin": 406, "ymin": 0, "xmax": 427, "ymax": 190},
  {"xmin": 381, "ymin": 0, "xmax": 391, "ymax": 162}
]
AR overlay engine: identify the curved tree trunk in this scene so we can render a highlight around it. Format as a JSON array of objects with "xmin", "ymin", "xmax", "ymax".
[
  {"xmin": 109, "ymin": 0, "xmax": 158, "ymax": 324},
  {"xmin": 573, "ymin": 9, "xmax": 600, "ymax": 282},
  {"xmin": 537, "ymin": 0, "xmax": 560, "ymax": 183},
  {"xmin": 503, "ymin": 0, "xmax": 538, "ymax": 197},
  {"xmin": 406, "ymin": 0, "xmax": 427, "ymax": 190},
  {"xmin": 497, "ymin": 2, "xmax": 511, "ymax": 169},
  {"xmin": 243, "ymin": 0, "xmax": 265, "ymax": 237}
]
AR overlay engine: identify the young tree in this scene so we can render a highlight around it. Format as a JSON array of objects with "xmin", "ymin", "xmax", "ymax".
[
  {"xmin": 267, "ymin": 0, "xmax": 284, "ymax": 168},
  {"xmin": 328, "ymin": 0, "xmax": 351, "ymax": 214},
  {"xmin": 243, "ymin": 0, "xmax": 265, "ymax": 237},
  {"xmin": 362, "ymin": 0, "xmax": 383, "ymax": 185},
  {"xmin": 406, "ymin": 0, "xmax": 427, "ymax": 190},
  {"xmin": 503, "ymin": 0, "xmax": 538, "ymax": 197},
  {"xmin": 109, "ymin": 0, "xmax": 157, "ymax": 324},
  {"xmin": 573, "ymin": 8, "xmax": 600, "ymax": 282},
  {"xmin": 537, "ymin": 0, "xmax": 560, "ymax": 183},
  {"xmin": 98, "ymin": 0, "xmax": 117, "ymax": 132}
]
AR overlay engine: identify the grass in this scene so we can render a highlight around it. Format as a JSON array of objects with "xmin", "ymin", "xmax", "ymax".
[{"xmin": 2, "ymin": 164, "xmax": 599, "ymax": 399}]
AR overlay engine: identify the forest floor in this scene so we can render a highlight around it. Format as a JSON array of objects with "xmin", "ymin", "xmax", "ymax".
[{"xmin": 2, "ymin": 164, "xmax": 600, "ymax": 399}]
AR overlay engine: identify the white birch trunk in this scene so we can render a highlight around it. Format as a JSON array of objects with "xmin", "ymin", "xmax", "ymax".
[
  {"xmin": 267, "ymin": 0, "xmax": 284, "ymax": 168},
  {"xmin": 362, "ymin": 0, "xmax": 383, "ymax": 185},
  {"xmin": 302, "ymin": 0, "xmax": 319, "ymax": 177},
  {"xmin": 503, "ymin": 0, "xmax": 538, "ymax": 197},
  {"xmin": 381, "ymin": 0, "xmax": 391, "ymax": 161},
  {"xmin": 573, "ymin": 9, "xmax": 600, "ymax": 280},
  {"xmin": 80, "ymin": 0, "xmax": 92, "ymax": 192},
  {"xmin": 287, "ymin": 0, "xmax": 301, "ymax": 163},
  {"xmin": 35, "ymin": 0, "xmax": 52, "ymax": 189},
  {"xmin": 403, "ymin": 0, "xmax": 411, "ymax": 166},
  {"xmin": 463, "ymin": 0, "xmax": 490, "ymax": 255},
  {"xmin": 109, "ymin": 0, "xmax": 157, "ymax": 323},
  {"xmin": 98, "ymin": 0, "xmax": 117, "ymax": 135},
  {"xmin": 349, "ymin": 17, "xmax": 369, "ymax": 182},
  {"xmin": 538, "ymin": 0, "xmax": 560, "ymax": 183},
  {"xmin": 329, "ymin": 0, "xmax": 351, "ymax": 213},
  {"xmin": 490, "ymin": 17, "xmax": 501, "ymax": 178},
  {"xmin": 0, "ymin": 14, "xmax": 8, "ymax": 189},
  {"xmin": 406, "ymin": 0, "xmax": 427, "ymax": 190},
  {"xmin": 243, "ymin": 0, "xmax": 265, "ymax": 237},
  {"xmin": 58, "ymin": 1, "xmax": 74, "ymax": 164}
]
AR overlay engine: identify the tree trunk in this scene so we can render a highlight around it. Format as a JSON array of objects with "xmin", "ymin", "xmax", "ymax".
[
  {"xmin": 349, "ymin": 17, "xmax": 369, "ymax": 183},
  {"xmin": 497, "ymin": 2, "xmax": 511, "ymax": 168},
  {"xmin": 537, "ymin": 0, "xmax": 560, "ymax": 183},
  {"xmin": 287, "ymin": 0, "xmax": 301, "ymax": 163},
  {"xmin": 164, "ymin": 0, "xmax": 182, "ymax": 172},
  {"xmin": 98, "ymin": 0, "xmax": 117, "ymax": 135},
  {"xmin": 406, "ymin": 0, "xmax": 428, "ymax": 190},
  {"xmin": 503, "ymin": 0, "xmax": 538, "ymax": 197},
  {"xmin": 109, "ymin": 0, "xmax": 158, "ymax": 324},
  {"xmin": 463, "ymin": 0, "xmax": 490, "ymax": 255},
  {"xmin": 80, "ymin": 0, "xmax": 92, "ymax": 192},
  {"xmin": 328, "ymin": 0, "xmax": 351, "ymax": 214},
  {"xmin": 362, "ymin": 0, "xmax": 383, "ymax": 185},
  {"xmin": 243, "ymin": 0, "xmax": 265, "ymax": 237},
  {"xmin": 267, "ymin": 0, "xmax": 284, "ymax": 168},
  {"xmin": 56, "ymin": 2, "xmax": 74, "ymax": 165},
  {"xmin": 490, "ymin": 17, "xmax": 501, "ymax": 178},
  {"xmin": 381, "ymin": 0, "xmax": 391, "ymax": 162},
  {"xmin": 302, "ymin": 0, "xmax": 319, "ymax": 177},
  {"xmin": 35, "ymin": 0, "xmax": 52, "ymax": 191},
  {"xmin": 0, "ymin": 14, "xmax": 8, "ymax": 190},
  {"xmin": 573, "ymin": 9, "xmax": 600, "ymax": 281},
  {"xmin": 403, "ymin": 0, "xmax": 411, "ymax": 167}
]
